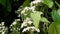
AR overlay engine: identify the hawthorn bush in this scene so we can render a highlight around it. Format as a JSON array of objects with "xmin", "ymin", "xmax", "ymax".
[{"xmin": 0, "ymin": 0, "xmax": 60, "ymax": 34}]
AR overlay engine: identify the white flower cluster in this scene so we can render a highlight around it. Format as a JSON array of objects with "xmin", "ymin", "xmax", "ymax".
[
  {"xmin": 20, "ymin": 6, "xmax": 36, "ymax": 15},
  {"xmin": 21, "ymin": 17, "xmax": 40, "ymax": 32},
  {"xmin": 10, "ymin": 19, "xmax": 20, "ymax": 27},
  {"xmin": 30, "ymin": 0, "xmax": 42, "ymax": 6},
  {"xmin": 16, "ymin": 0, "xmax": 42, "ymax": 33},
  {"xmin": 16, "ymin": 0, "xmax": 42, "ymax": 15},
  {"xmin": 21, "ymin": 17, "xmax": 33, "ymax": 28},
  {"xmin": 22, "ymin": 26, "xmax": 40, "ymax": 32},
  {"xmin": 0, "ymin": 22, "xmax": 7, "ymax": 34},
  {"xmin": 10, "ymin": 19, "xmax": 20, "ymax": 31}
]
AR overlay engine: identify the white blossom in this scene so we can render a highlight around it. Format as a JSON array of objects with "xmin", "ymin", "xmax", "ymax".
[
  {"xmin": 22, "ymin": 26, "xmax": 40, "ymax": 32},
  {"xmin": 21, "ymin": 7, "xmax": 29, "ymax": 14},
  {"xmin": 29, "ymin": 6, "xmax": 36, "ymax": 12},
  {"xmin": 30, "ymin": 0, "xmax": 42, "ymax": 6},
  {"xmin": 28, "ymin": 21, "xmax": 33, "ymax": 25},
  {"xmin": 17, "ymin": 9, "xmax": 21, "ymax": 11},
  {"xmin": 10, "ymin": 24, "xmax": 13, "ymax": 27},
  {"xmin": 21, "ymin": 22, "xmax": 27, "ymax": 28},
  {"xmin": 15, "ymin": 19, "xmax": 20, "ymax": 21},
  {"xmin": 1, "ymin": 22, "xmax": 5, "ymax": 26},
  {"xmin": 12, "ymin": 21, "xmax": 16, "ymax": 25},
  {"xmin": 2, "ymin": 31, "xmax": 5, "ymax": 34},
  {"xmin": 21, "ymin": 17, "xmax": 33, "ymax": 28},
  {"xmin": 2, "ymin": 26, "xmax": 5, "ymax": 30},
  {"xmin": 10, "ymin": 29, "xmax": 13, "ymax": 31}
]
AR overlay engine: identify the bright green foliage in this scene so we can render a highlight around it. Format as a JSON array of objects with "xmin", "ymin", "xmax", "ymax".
[
  {"xmin": 51, "ymin": 9, "xmax": 60, "ymax": 34},
  {"xmin": 30, "ymin": 11, "xmax": 42, "ymax": 28},
  {"xmin": 52, "ymin": 9, "xmax": 60, "ymax": 25},
  {"xmin": 42, "ymin": 0, "xmax": 53, "ymax": 8},
  {"xmin": 48, "ymin": 23, "xmax": 57, "ymax": 34},
  {"xmin": 41, "ymin": 17, "xmax": 49, "ymax": 23},
  {"xmin": 0, "ymin": 0, "xmax": 60, "ymax": 34}
]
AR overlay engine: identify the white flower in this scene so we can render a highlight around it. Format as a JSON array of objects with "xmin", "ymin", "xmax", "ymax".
[
  {"xmin": 28, "ymin": 21, "xmax": 33, "ymax": 25},
  {"xmin": 2, "ymin": 31, "xmax": 5, "ymax": 34},
  {"xmin": 15, "ymin": 19, "xmax": 20, "ymax": 21},
  {"xmin": 2, "ymin": 26, "xmax": 5, "ymax": 30},
  {"xmin": 25, "ymin": 17, "xmax": 31, "ymax": 21},
  {"xmin": 17, "ymin": 9, "xmax": 21, "ymax": 11},
  {"xmin": 10, "ymin": 24, "xmax": 13, "ymax": 27},
  {"xmin": 12, "ymin": 21, "xmax": 16, "ymax": 25},
  {"xmin": 21, "ymin": 9, "xmax": 25, "ymax": 14},
  {"xmin": 1, "ymin": 22, "xmax": 5, "ymax": 26},
  {"xmin": 21, "ymin": 7, "xmax": 29, "ymax": 14},
  {"xmin": 22, "ymin": 26, "xmax": 40, "ymax": 32},
  {"xmin": 21, "ymin": 17, "xmax": 33, "ymax": 28},
  {"xmin": 10, "ymin": 19, "xmax": 20, "ymax": 27},
  {"xmin": 30, "ymin": 0, "xmax": 42, "ymax": 6},
  {"xmin": 21, "ymin": 22, "xmax": 27, "ymax": 28},
  {"xmin": 35, "ymin": 0, "xmax": 42, "ymax": 2},
  {"xmin": 29, "ymin": 6, "xmax": 35, "ymax": 12},
  {"xmin": 10, "ymin": 29, "xmax": 12, "ymax": 31},
  {"xmin": 25, "ymin": 18, "xmax": 33, "ymax": 24}
]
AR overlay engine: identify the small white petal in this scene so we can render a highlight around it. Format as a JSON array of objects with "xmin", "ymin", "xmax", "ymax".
[
  {"xmin": 28, "ymin": 21, "xmax": 33, "ymax": 25},
  {"xmin": 21, "ymin": 7, "xmax": 29, "ymax": 14},
  {"xmin": 22, "ymin": 28, "xmax": 29, "ymax": 32},
  {"xmin": 30, "ymin": 0, "xmax": 42, "ymax": 6},
  {"xmin": 21, "ymin": 22, "xmax": 27, "ymax": 28},
  {"xmin": 15, "ymin": 19, "xmax": 20, "ymax": 21},
  {"xmin": 2, "ymin": 32, "xmax": 5, "ymax": 34},
  {"xmin": 29, "ymin": 6, "xmax": 35, "ymax": 11},
  {"xmin": 12, "ymin": 21, "xmax": 16, "ymax": 25},
  {"xmin": 10, "ymin": 24, "xmax": 13, "ymax": 27},
  {"xmin": 22, "ymin": 26, "xmax": 40, "ymax": 32},
  {"xmin": 10, "ymin": 29, "xmax": 12, "ymax": 31},
  {"xmin": 1, "ymin": 22, "xmax": 5, "ymax": 26}
]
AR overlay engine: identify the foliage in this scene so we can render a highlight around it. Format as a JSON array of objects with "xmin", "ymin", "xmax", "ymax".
[{"xmin": 0, "ymin": 0, "xmax": 60, "ymax": 34}]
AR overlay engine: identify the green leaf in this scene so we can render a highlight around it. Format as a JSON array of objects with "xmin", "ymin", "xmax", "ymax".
[
  {"xmin": 52, "ymin": 9, "xmax": 60, "ymax": 25},
  {"xmin": 48, "ymin": 23, "xmax": 57, "ymax": 34},
  {"xmin": 41, "ymin": 17, "xmax": 49, "ymax": 23},
  {"xmin": 42, "ymin": 0, "xmax": 53, "ymax": 8},
  {"xmin": 30, "ymin": 11, "xmax": 42, "ymax": 28},
  {"xmin": 48, "ymin": 23, "xmax": 60, "ymax": 34},
  {"xmin": 21, "ymin": 0, "xmax": 31, "ymax": 7},
  {"xmin": 51, "ymin": 9, "xmax": 60, "ymax": 34}
]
